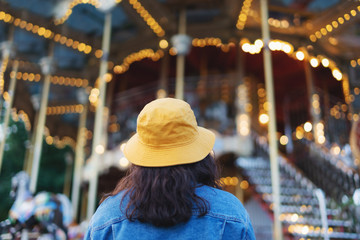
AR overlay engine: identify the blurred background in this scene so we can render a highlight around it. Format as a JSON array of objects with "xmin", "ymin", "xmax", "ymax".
[{"xmin": 0, "ymin": 0, "xmax": 360, "ymax": 239}]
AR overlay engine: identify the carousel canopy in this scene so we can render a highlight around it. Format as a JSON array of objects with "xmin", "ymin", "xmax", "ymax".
[{"xmin": 0, "ymin": 0, "xmax": 359, "ymax": 147}]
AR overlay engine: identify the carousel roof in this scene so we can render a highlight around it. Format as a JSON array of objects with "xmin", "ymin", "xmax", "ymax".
[{"xmin": 1, "ymin": 0, "xmax": 360, "ymax": 146}]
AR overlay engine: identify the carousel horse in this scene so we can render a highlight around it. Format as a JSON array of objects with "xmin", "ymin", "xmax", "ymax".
[{"xmin": 0, "ymin": 171, "xmax": 73, "ymax": 239}]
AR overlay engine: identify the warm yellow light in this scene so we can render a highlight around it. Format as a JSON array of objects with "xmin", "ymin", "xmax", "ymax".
[
  {"xmin": 332, "ymin": 68, "xmax": 342, "ymax": 81},
  {"xmin": 315, "ymin": 31, "xmax": 322, "ymax": 39},
  {"xmin": 309, "ymin": 35, "xmax": 316, "ymax": 42},
  {"xmin": 290, "ymin": 214, "xmax": 299, "ymax": 222},
  {"xmin": 169, "ymin": 47, "xmax": 177, "ymax": 56},
  {"xmin": 282, "ymin": 43, "xmax": 292, "ymax": 54},
  {"xmin": 338, "ymin": 17, "xmax": 344, "ymax": 24},
  {"xmin": 240, "ymin": 180, "xmax": 249, "ymax": 189},
  {"xmin": 301, "ymin": 225, "xmax": 309, "ymax": 235},
  {"xmin": 46, "ymin": 136, "xmax": 54, "ymax": 145},
  {"xmin": 326, "ymin": 24, "xmax": 333, "ymax": 32},
  {"xmin": 254, "ymin": 39, "xmax": 263, "ymax": 48},
  {"xmin": 353, "ymin": 114, "xmax": 359, "ymax": 121},
  {"xmin": 355, "ymin": 87, "xmax": 360, "ymax": 95},
  {"xmin": 119, "ymin": 157, "xmax": 130, "ymax": 168},
  {"xmin": 104, "ymin": 73, "xmax": 112, "ymax": 82},
  {"xmin": 230, "ymin": 177, "xmax": 239, "ymax": 186},
  {"xmin": 263, "ymin": 102, "xmax": 270, "ymax": 111},
  {"xmin": 344, "ymin": 13, "xmax": 350, "ymax": 21},
  {"xmin": 295, "ymin": 51, "xmax": 305, "ymax": 61},
  {"xmin": 95, "ymin": 49, "xmax": 103, "ymax": 58},
  {"xmin": 321, "ymin": 58, "xmax": 329, "ymax": 67},
  {"xmin": 332, "ymin": 21, "xmax": 338, "ymax": 28},
  {"xmin": 317, "ymin": 135, "xmax": 326, "ymax": 144},
  {"xmin": 4, "ymin": 14, "xmax": 12, "ymax": 23},
  {"xmin": 44, "ymin": 29, "xmax": 52, "ymax": 38},
  {"xmin": 259, "ymin": 113, "xmax": 269, "ymax": 124},
  {"xmin": 95, "ymin": 144, "xmax": 105, "ymax": 154},
  {"xmin": 78, "ymin": 43, "xmax": 86, "ymax": 52},
  {"xmin": 38, "ymin": 27, "xmax": 46, "ymax": 36},
  {"xmin": 157, "ymin": 89, "xmax": 166, "ymax": 99},
  {"xmin": 351, "ymin": 60, "xmax": 357, "ymax": 67},
  {"xmin": 296, "ymin": 129, "xmax": 304, "ymax": 140},
  {"xmin": 25, "ymin": 23, "xmax": 33, "ymax": 31},
  {"xmin": 310, "ymin": 58, "xmax": 319, "ymax": 68},
  {"xmin": 91, "ymin": 88, "xmax": 100, "ymax": 96},
  {"xmin": 304, "ymin": 122, "xmax": 312, "ymax": 132},
  {"xmin": 13, "ymin": 18, "xmax": 20, "ymax": 26},
  {"xmin": 316, "ymin": 122, "xmax": 324, "ymax": 131},
  {"xmin": 279, "ymin": 135, "xmax": 288, "ymax": 145},
  {"xmin": 331, "ymin": 145, "xmax": 341, "ymax": 155},
  {"xmin": 84, "ymin": 45, "xmax": 92, "ymax": 54},
  {"xmin": 159, "ymin": 39, "xmax": 168, "ymax": 49},
  {"xmin": 320, "ymin": 28, "xmax": 327, "ymax": 36}
]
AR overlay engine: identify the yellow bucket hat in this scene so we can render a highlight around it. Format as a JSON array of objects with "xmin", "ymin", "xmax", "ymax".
[{"xmin": 124, "ymin": 98, "xmax": 215, "ymax": 167}]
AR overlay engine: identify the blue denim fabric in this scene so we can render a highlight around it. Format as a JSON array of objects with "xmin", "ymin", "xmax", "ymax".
[{"xmin": 84, "ymin": 185, "xmax": 256, "ymax": 239}]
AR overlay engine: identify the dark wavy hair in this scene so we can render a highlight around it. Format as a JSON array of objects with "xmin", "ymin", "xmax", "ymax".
[{"xmin": 101, "ymin": 154, "xmax": 221, "ymax": 227}]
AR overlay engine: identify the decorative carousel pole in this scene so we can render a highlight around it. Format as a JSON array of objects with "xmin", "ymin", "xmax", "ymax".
[
  {"xmin": 157, "ymin": 50, "xmax": 169, "ymax": 99},
  {"xmin": 260, "ymin": 0, "xmax": 283, "ymax": 239},
  {"xmin": 0, "ymin": 26, "xmax": 15, "ymax": 118},
  {"xmin": 71, "ymin": 89, "xmax": 88, "ymax": 221},
  {"xmin": 0, "ymin": 47, "xmax": 17, "ymax": 173},
  {"xmin": 29, "ymin": 43, "xmax": 55, "ymax": 193},
  {"xmin": 171, "ymin": 9, "xmax": 191, "ymax": 100},
  {"xmin": 303, "ymin": 49, "xmax": 322, "ymax": 144},
  {"xmin": 87, "ymin": 0, "xmax": 115, "ymax": 219}
]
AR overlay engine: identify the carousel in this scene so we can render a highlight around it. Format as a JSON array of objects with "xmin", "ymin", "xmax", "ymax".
[{"xmin": 0, "ymin": 0, "xmax": 360, "ymax": 239}]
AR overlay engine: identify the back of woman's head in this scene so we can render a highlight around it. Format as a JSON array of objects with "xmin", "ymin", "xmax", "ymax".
[
  {"xmin": 104, "ymin": 98, "xmax": 220, "ymax": 227},
  {"xmin": 103, "ymin": 154, "xmax": 221, "ymax": 227}
]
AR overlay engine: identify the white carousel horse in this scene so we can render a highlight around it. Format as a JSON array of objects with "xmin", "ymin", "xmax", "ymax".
[{"xmin": 1, "ymin": 171, "xmax": 73, "ymax": 239}]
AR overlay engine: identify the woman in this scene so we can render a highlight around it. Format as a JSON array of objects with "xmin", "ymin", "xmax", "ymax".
[{"xmin": 85, "ymin": 98, "xmax": 255, "ymax": 240}]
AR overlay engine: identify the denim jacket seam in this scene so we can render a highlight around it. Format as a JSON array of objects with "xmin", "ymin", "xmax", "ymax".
[
  {"xmin": 92, "ymin": 217, "xmax": 126, "ymax": 232},
  {"xmin": 205, "ymin": 211, "xmax": 246, "ymax": 224},
  {"xmin": 220, "ymin": 219, "xmax": 226, "ymax": 238},
  {"xmin": 244, "ymin": 214, "xmax": 250, "ymax": 239}
]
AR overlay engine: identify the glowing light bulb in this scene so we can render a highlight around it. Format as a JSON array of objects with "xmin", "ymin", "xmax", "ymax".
[
  {"xmin": 304, "ymin": 122, "xmax": 312, "ymax": 132},
  {"xmin": 321, "ymin": 58, "xmax": 329, "ymax": 67},
  {"xmin": 332, "ymin": 68, "xmax": 342, "ymax": 81},
  {"xmin": 259, "ymin": 113, "xmax": 269, "ymax": 124},
  {"xmin": 279, "ymin": 135, "xmax": 288, "ymax": 145},
  {"xmin": 95, "ymin": 145, "xmax": 105, "ymax": 154},
  {"xmin": 295, "ymin": 51, "xmax": 305, "ymax": 61},
  {"xmin": 310, "ymin": 58, "xmax": 319, "ymax": 68}
]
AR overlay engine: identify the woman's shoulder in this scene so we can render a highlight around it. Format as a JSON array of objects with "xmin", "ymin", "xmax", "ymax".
[
  {"xmin": 196, "ymin": 185, "xmax": 249, "ymax": 222},
  {"xmin": 89, "ymin": 191, "xmax": 127, "ymax": 230}
]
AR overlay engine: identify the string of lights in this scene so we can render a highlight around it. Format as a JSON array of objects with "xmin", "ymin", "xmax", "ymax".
[
  {"xmin": 113, "ymin": 49, "xmax": 163, "ymax": 74},
  {"xmin": 236, "ymin": 0, "xmax": 253, "ymax": 30},
  {"xmin": 0, "ymin": 57, "xmax": 9, "ymax": 95},
  {"xmin": 47, "ymin": 104, "xmax": 84, "ymax": 115},
  {"xmin": 128, "ymin": 0, "xmax": 165, "ymax": 37},
  {"xmin": 45, "ymin": 134, "xmax": 76, "ymax": 149},
  {"xmin": 10, "ymin": 109, "xmax": 76, "ymax": 149},
  {"xmin": 0, "ymin": 11, "xmax": 97, "ymax": 56},
  {"xmin": 54, "ymin": 0, "xmax": 101, "ymax": 25},
  {"xmin": 10, "ymin": 71, "xmax": 89, "ymax": 88},
  {"xmin": 309, "ymin": 6, "xmax": 360, "ymax": 42},
  {"xmin": 9, "ymin": 59, "xmax": 39, "ymax": 69}
]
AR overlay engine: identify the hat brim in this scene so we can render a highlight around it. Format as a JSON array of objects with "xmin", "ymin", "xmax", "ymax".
[{"xmin": 124, "ymin": 127, "xmax": 215, "ymax": 167}]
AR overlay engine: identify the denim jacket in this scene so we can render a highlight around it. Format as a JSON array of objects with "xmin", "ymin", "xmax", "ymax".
[{"xmin": 84, "ymin": 185, "xmax": 256, "ymax": 240}]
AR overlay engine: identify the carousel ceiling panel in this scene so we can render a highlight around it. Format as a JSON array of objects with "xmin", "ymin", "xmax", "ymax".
[
  {"xmin": 6, "ymin": 0, "xmax": 56, "ymax": 18},
  {"xmin": 66, "ymin": 4, "xmax": 131, "ymax": 36},
  {"xmin": 14, "ymin": 29, "xmax": 46, "ymax": 57},
  {"xmin": 54, "ymin": 44, "xmax": 86, "ymax": 70},
  {"xmin": 270, "ymin": 0, "xmax": 340, "ymax": 12}
]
